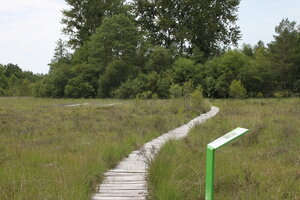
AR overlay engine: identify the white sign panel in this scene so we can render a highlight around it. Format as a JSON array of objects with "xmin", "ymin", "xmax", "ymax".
[{"xmin": 208, "ymin": 127, "xmax": 249, "ymax": 149}]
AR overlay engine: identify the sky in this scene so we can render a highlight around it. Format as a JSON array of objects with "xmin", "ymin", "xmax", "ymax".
[{"xmin": 0, "ymin": 0, "xmax": 300, "ymax": 74}]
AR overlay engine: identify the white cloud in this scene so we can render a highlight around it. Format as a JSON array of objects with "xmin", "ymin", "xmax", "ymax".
[
  {"xmin": 0, "ymin": 0, "xmax": 67, "ymax": 74},
  {"xmin": 0, "ymin": 0, "xmax": 63, "ymax": 12}
]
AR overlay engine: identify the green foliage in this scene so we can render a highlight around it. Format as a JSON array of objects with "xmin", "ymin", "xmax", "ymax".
[
  {"xmin": 171, "ymin": 57, "xmax": 198, "ymax": 84},
  {"xmin": 0, "ymin": 65, "xmax": 40, "ymax": 97},
  {"xmin": 0, "ymin": 88, "xmax": 5, "ymax": 96},
  {"xmin": 51, "ymin": 39, "xmax": 70, "ymax": 64},
  {"xmin": 136, "ymin": 91, "xmax": 153, "ymax": 99},
  {"xmin": 0, "ymin": 98, "xmax": 205, "ymax": 200},
  {"xmin": 202, "ymin": 50, "xmax": 250, "ymax": 98},
  {"xmin": 5, "ymin": 17, "xmax": 300, "ymax": 99},
  {"xmin": 98, "ymin": 60, "xmax": 133, "ymax": 97},
  {"xmin": 72, "ymin": 43, "xmax": 90, "ymax": 65},
  {"xmin": 241, "ymin": 44, "xmax": 254, "ymax": 57},
  {"xmin": 148, "ymin": 98, "xmax": 300, "ymax": 200},
  {"xmin": 72, "ymin": 63, "xmax": 100, "ymax": 96},
  {"xmin": 88, "ymin": 14, "xmax": 139, "ymax": 72},
  {"xmin": 268, "ymin": 18, "xmax": 300, "ymax": 92},
  {"xmin": 65, "ymin": 77, "xmax": 95, "ymax": 98},
  {"xmin": 293, "ymin": 79, "xmax": 300, "ymax": 95},
  {"xmin": 62, "ymin": 0, "xmax": 126, "ymax": 48},
  {"xmin": 114, "ymin": 72, "xmax": 172, "ymax": 99},
  {"xmin": 169, "ymin": 84, "xmax": 183, "ymax": 99},
  {"xmin": 145, "ymin": 46, "xmax": 172, "ymax": 72},
  {"xmin": 33, "ymin": 75, "xmax": 56, "ymax": 97},
  {"xmin": 189, "ymin": 85, "xmax": 207, "ymax": 114},
  {"xmin": 0, "ymin": 73, "xmax": 8, "ymax": 89},
  {"xmin": 3, "ymin": 63, "xmax": 23, "ymax": 79},
  {"xmin": 182, "ymin": 81, "xmax": 195, "ymax": 97},
  {"xmin": 18, "ymin": 79, "xmax": 32, "ymax": 96},
  {"xmin": 229, "ymin": 80, "xmax": 247, "ymax": 98},
  {"xmin": 48, "ymin": 64, "xmax": 72, "ymax": 98},
  {"xmin": 134, "ymin": 0, "xmax": 241, "ymax": 56}
]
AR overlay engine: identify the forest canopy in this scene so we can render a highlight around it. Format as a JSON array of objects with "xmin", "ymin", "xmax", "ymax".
[{"xmin": 1, "ymin": 0, "xmax": 299, "ymax": 98}]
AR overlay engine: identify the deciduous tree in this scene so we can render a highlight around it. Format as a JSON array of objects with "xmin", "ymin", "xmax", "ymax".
[
  {"xmin": 62, "ymin": 0, "xmax": 126, "ymax": 48},
  {"xmin": 133, "ymin": 0, "xmax": 241, "ymax": 56}
]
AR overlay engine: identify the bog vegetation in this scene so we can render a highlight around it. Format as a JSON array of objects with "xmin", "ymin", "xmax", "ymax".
[
  {"xmin": 0, "ymin": 1, "xmax": 299, "ymax": 199},
  {"xmin": 0, "ymin": 0, "xmax": 299, "ymax": 99},
  {"xmin": 148, "ymin": 98, "xmax": 300, "ymax": 200},
  {"xmin": 0, "ymin": 97, "xmax": 209, "ymax": 200}
]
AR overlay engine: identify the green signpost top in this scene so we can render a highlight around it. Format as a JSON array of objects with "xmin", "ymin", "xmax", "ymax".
[{"xmin": 207, "ymin": 127, "xmax": 249, "ymax": 150}]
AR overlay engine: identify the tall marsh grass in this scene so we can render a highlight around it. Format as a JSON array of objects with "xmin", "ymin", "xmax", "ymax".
[
  {"xmin": 148, "ymin": 98, "xmax": 300, "ymax": 200},
  {"xmin": 0, "ymin": 97, "xmax": 209, "ymax": 200}
]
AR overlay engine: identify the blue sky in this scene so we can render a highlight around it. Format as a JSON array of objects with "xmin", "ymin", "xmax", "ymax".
[{"xmin": 0, "ymin": 0, "xmax": 300, "ymax": 74}]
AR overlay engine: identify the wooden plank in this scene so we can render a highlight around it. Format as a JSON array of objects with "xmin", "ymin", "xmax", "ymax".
[
  {"xmin": 91, "ymin": 106, "xmax": 219, "ymax": 200},
  {"xmin": 104, "ymin": 172, "xmax": 146, "ymax": 177},
  {"xmin": 92, "ymin": 196, "xmax": 145, "ymax": 200},
  {"xmin": 104, "ymin": 177, "xmax": 145, "ymax": 181},
  {"xmin": 99, "ymin": 184, "xmax": 145, "ymax": 188},
  {"xmin": 102, "ymin": 180, "xmax": 147, "ymax": 184},
  {"xmin": 99, "ymin": 184, "xmax": 145, "ymax": 189},
  {"xmin": 107, "ymin": 169, "xmax": 147, "ymax": 173}
]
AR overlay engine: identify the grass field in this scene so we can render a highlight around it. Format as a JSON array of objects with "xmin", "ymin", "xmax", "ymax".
[
  {"xmin": 148, "ymin": 98, "xmax": 300, "ymax": 200},
  {"xmin": 0, "ymin": 97, "xmax": 209, "ymax": 200}
]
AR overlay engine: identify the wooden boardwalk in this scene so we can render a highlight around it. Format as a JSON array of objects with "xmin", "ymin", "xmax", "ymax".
[{"xmin": 92, "ymin": 106, "xmax": 219, "ymax": 200}]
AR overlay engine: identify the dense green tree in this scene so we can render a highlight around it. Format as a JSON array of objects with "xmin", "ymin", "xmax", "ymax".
[
  {"xmin": 48, "ymin": 64, "xmax": 72, "ymax": 97},
  {"xmin": 134, "ymin": 0, "xmax": 241, "ymax": 56},
  {"xmin": 144, "ymin": 46, "xmax": 172, "ymax": 73},
  {"xmin": 0, "ymin": 70, "xmax": 8, "ymax": 90},
  {"xmin": 0, "ymin": 63, "xmax": 42, "ymax": 96},
  {"xmin": 240, "ymin": 47, "xmax": 274, "ymax": 97},
  {"xmin": 3, "ymin": 63, "xmax": 23, "ymax": 79},
  {"xmin": 18, "ymin": 79, "xmax": 32, "ymax": 96},
  {"xmin": 71, "ymin": 43, "xmax": 90, "ymax": 65},
  {"xmin": 241, "ymin": 44, "xmax": 254, "ymax": 57},
  {"xmin": 65, "ymin": 76, "xmax": 95, "ymax": 98},
  {"xmin": 98, "ymin": 60, "xmax": 134, "ymax": 97},
  {"xmin": 229, "ymin": 80, "xmax": 247, "ymax": 98},
  {"xmin": 71, "ymin": 63, "xmax": 100, "ymax": 95},
  {"xmin": 171, "ymin": 57, "xmax": 198, "ymax": 84},
  {"xmin": 88, "ymin": 14, "xmax": 139, "ymax": 74},
  {"xmin": 268, "ymin": 18, "xmax": 300, "ymax": 92},
  {"xmin": 32, "ymin": 76, "xmax": 53, "ymax": 97},
  {"xmin": 202, "ymin": 50, "xmax": 250, "ymax": 97},
  {"xmin": 254, "ymin": 40, "xmax": 266, "ymax": 52},
  {"xmin": 51, "ymin": 39, "xmax": 71, "ymax": 64},
  {"xmin": 114, "ymin": 71, "xmax": 172, "ymax": 99},
  {"xmin": 62, "ymin": 0, "xmax": 126, "ymax": 48}
]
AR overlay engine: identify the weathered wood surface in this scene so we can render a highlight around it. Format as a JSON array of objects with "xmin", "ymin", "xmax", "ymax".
[{"xmin": 91, "ymin": 106, "xmax": 219, "ymax": 200}]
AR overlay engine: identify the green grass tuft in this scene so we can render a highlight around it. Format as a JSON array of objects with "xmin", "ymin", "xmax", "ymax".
[
  {"xmin": 0, "ymin": 97, "xmax": 209, "ymax": 200},
  {"xmin": 148, "ymin": 98, "xmax": 300, "ymax": 200}
]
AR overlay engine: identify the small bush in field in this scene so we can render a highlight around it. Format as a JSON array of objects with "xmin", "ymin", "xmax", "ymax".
[
  {"xmin": 229, "ymin": 80, "xmax": 247, "ymax": 99},
  {"xmin": 136, "ymin": 91, "xmax": 153, "ymax": 99},
  {"xmin": 273, "ymin": 90, "xmax": 291, "ymax": 98},
  {"xmin": 183, "ymin": 80, "xmax": 194, "ymax": 97},
  {"xmin": 190, "ymin": 85, "xmax": 207, "ymax": 114},
  {"xmin": 0, "ymin": 88, "xmax": 6, "ymax": 96},
  {"xmin": 256, "ymin": 92, "xmax": 264, "ymax": 98},
  {"xmin": 169, "ymin": 84, "xmax": 183, "ymax": 99}
]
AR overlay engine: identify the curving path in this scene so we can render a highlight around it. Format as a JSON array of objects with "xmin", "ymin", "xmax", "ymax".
[{"xmin": 92, "ymin": 106, "xmax": 219, "ymax": 200}]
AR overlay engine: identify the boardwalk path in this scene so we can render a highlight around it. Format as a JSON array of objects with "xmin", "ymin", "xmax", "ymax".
[{"xmin": 92, "ymin": 106, "xmax": 219, "ymax": 200}]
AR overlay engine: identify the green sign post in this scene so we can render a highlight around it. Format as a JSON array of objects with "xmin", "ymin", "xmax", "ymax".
[{"xmin": 205, "ymin": 127, "xmax": 250, "ymax": 200}]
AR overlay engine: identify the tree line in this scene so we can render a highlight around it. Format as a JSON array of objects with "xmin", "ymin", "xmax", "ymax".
[
  {"xmin": 0, "ymin": 64, "xmax": 42, "ymax": 96},
  {"xmin": 0, "ymin": 0, "xmax": 299, "ymax": 98}
]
